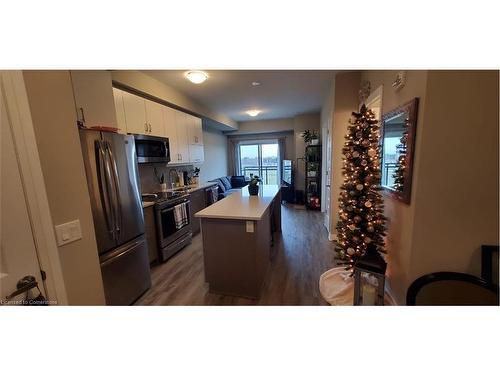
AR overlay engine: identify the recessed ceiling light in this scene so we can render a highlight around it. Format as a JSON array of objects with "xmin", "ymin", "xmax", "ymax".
[
  {"xmin": 251, "ymin": 81, "xmax": 261, "ymax": 86},
  {"xmin": 185, "ymin": 71, "xmax": 208, "ymax": 84},
  {"xmin": 246, "ymin": 110, "xmax": 261, "ymax": 117}
]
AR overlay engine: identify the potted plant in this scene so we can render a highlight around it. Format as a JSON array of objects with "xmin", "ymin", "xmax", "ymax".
[
  {"xmin": 301, "ymin": 129, "xmax": 319, "ymax": 145},
  {"xmin": 248, "ymin": 175, "xmax": 262, "ymax": 196}
]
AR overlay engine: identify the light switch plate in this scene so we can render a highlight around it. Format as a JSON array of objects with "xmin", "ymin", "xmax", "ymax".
[{"xmin": 55, "ymin": 220, "xmax": 82, "ymax": 246}]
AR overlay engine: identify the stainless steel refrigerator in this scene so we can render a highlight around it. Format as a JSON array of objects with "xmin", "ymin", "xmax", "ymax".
[{"xmin": 79, "ymin": 129, "xmax": 151, "ymax": 305}]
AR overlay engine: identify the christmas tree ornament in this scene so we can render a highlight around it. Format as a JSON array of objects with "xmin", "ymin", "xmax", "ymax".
[{"xmin": 335, "ymin": 105, "xmax": 388, "ymax": 273}]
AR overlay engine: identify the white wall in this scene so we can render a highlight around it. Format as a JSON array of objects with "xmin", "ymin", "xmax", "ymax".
[
  {"xmin": 23, "ymin": 71, "xmax": 106, "ymax": 305},
  {"xmin": 231, "ymin": 118, "xmax": 294, "ymax": 135},
  {"xmin": 409, "ymin": 70, "xmax": 499, "ymax": 283},
  {"xmin": 199, "ymin": 124, "xmax": 229, "ymax": 182}
]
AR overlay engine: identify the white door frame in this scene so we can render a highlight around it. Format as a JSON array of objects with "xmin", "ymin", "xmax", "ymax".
[{"xmin": 1, "ymin": 71, "xmax": 68, "ymax": 304}]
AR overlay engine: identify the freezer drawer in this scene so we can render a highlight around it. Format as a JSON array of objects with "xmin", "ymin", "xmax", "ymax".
[{"xmin": 99, "ymin": 235, "xmax": 151, "ymax": 305}]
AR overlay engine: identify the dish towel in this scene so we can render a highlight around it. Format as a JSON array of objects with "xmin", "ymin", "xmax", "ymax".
[{"xmin": 174, "ymin": 202, "xmax": 189, "ymax": 229}]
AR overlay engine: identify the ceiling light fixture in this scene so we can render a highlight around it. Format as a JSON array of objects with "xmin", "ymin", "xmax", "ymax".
[
  {"xmin": 185, "ymin": 70, "xmax": 208, "ymax": 84},
  {"xmin": 246, "ymin": 110, "xmax": 261, "ymax": 117},
  {"xmin": 251, "ymin": 81, "xmax": 261, "ymax": 86}
]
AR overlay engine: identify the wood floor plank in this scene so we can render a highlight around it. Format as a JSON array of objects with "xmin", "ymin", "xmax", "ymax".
[{"xmin": 135, "ymin": 204, "xmax": 335, "ymax": 306}]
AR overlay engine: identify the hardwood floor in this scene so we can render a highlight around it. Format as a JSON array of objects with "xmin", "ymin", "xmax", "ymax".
[{"xmin": 136, "ymin": 204, "xmax": 336, "ymax": 305}]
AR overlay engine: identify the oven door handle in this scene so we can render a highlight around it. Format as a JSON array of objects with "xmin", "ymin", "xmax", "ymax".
[{"xmin": 161, "ymin": 206, "xmax": 175, "ymax": 214}]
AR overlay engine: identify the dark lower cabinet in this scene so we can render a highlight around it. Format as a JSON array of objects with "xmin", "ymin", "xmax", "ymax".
[
  {"xmin": 143, "ymin": 205, "xmax": 158, "ymax": 264},
  {"xmin": 189, "ymin": 188, "xmax": 208, "ymax": 235}
]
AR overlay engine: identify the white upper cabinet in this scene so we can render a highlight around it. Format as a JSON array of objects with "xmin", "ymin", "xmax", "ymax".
[
  {"xmin": 145, "ymin": 100, "xmax": 165, "ymax": 137},
  {"xmin": 110, "ymin": 88, "xmax": 204, "ymax": 165},
  {"xmin": 187, "ymin": 115, "xmax": 203, "ymax": 145},
  {"xmin": 121, "ymin": 90, "xmax": 148, "ymax": 135},
  {"xmin": 71, "ymin": 71, "xmax": 117, "ymax": 129},
  {"xmin": 175, "ymin": 111, "xmax": 190, "ymax": 163},
  {"xmin": 163, "ymin": 106, "xmax": 179, "ymax": 163},
  {"xmin": 112, "ymin": 88, "xmax": 126, "ymax": 134}
]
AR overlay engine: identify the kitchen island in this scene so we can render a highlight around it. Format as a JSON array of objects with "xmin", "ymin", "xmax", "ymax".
[{"xmin": 195, "ymin": 185, "xmax": 281, "ymax": 299}]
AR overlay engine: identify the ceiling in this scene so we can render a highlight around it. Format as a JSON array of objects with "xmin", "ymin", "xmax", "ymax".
[{"xmin": 142, "ymin": 70, "xmax": 335, "ymax": 123}]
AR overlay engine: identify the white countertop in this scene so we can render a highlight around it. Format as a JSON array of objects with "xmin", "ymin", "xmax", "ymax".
[
  {"xmin": 195, "ymin": 185, "xmax": 280, "ymax": 221},
  {"xmin": 165, "ymin": 181, "xmax": 218, "ymax": 194},
  {"xmin": 185, "ymin": 181, "xmax": 218, "ymax": 194},
  {"xmin": 142, "ymin": 182, "xmax": 218, "ymax": 209}
]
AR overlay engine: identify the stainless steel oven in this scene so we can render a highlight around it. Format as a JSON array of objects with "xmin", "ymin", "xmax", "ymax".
[
  {"xmin": 134, "ymin": 134, "xmax": 170, "ymax": 164},
  {"xmin": 155, "ymin": 194, "xmax": 192, "ymax": 262}
]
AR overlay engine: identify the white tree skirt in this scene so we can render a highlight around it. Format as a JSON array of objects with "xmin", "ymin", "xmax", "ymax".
[
  {"xmin": 319, "ymin": 267, "xmax": 354, "ymax": 305},
  {"xmin": 319, "ymin": 267, "xmax": 395, "ymax": 306}
]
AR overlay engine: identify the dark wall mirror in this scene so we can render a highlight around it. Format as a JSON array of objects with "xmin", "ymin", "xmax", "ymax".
[{"xmin": 380, "ymin": 98, "xmax": 419, "ymax": 204}]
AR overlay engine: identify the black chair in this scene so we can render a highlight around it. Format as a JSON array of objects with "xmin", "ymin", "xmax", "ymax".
[{"xmin": 406, "ymin": 272, "xmax": 499, "ymax": 306}]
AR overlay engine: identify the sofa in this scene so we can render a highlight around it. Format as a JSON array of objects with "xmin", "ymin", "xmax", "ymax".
[{"xmin": 209, "ymin": 176, "xmax": 248, "ymax": 200}]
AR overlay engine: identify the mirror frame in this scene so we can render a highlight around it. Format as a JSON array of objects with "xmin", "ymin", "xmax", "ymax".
[{"xmin": 380, "ymin": 97, "xmax": 419, "ymax": 204}]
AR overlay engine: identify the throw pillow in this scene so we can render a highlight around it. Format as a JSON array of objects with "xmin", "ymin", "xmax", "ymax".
[
  {"xmin": 231, "ymin": 176, "xmax": 247, "ymax": 188},
  {"xmin": 214, "ymin": 178, "xmax": 226, "ymax": 193},
  {"xmin": 220, "ymin": 176, "xmax": 232, "ymax": 190}
]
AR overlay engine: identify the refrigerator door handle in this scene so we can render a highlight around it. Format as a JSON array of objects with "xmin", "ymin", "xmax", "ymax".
[
  {"xmin": 106, "ymin": 141, "xmax": 123, "ymax": 237},
  {"xmin": 96, "ymin": 140, "xmax": 115, "ymax": 240}
]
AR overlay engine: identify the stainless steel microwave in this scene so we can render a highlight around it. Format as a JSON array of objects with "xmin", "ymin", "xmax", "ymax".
[{"xmin": 134, "ymin": 134, "xmax": 170, "ymax": 164}]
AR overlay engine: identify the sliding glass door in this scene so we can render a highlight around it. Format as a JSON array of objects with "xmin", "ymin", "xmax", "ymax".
[{"xmin": 239, "ymin": 142, "xmax": 279, "ymax": 185}]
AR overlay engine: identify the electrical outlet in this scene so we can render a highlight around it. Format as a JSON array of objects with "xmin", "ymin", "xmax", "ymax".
[
  {"xmin": 246, "ymin": 221, "xmax": 254, "ymax": 233},
  {"xmin": 55, "ymin": 220, "xmax": 82, "ymax": 246}
]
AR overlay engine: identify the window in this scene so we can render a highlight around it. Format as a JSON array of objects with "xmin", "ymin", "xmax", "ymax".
[{"xmin": 238, "ymin": 141, "xmax": 279, "ymax": 185}]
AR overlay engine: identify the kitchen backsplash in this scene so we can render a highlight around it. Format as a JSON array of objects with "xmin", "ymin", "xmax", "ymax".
[{"xmin": 139, "ymin": 164, "xmax": 196, "ymax": 193}]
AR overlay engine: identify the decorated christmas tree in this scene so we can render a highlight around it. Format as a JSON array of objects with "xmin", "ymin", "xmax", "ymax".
[
  {"xmin": 335, "ymin": 105, "xmax": 387, "ymax": 272},
  {"xmin": 392, "ymin": 118, "xmax": 409, "ymax": 192}
]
